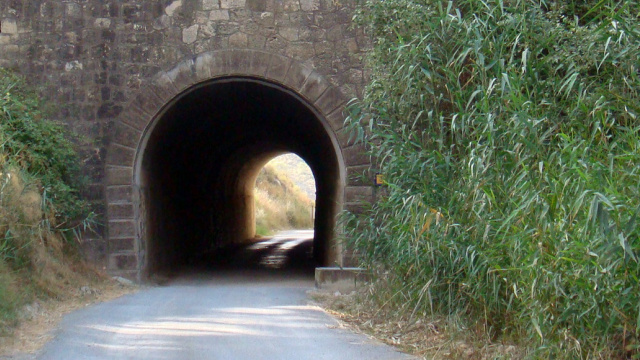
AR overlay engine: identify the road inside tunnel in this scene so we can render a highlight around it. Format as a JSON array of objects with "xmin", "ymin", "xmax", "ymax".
[{"xmin": 138, "ymin": 79, "xmax": 342, "ymax": 278}]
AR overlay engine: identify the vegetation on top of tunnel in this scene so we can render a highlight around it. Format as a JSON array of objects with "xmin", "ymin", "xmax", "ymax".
[
  {"xmin": 254, "ymin": 163, "xmax": 314, "ymax": 236},
  {"xmin": 342, "ymin": 0, "xmax": 640, "ymax": 358},
  {"xmin": 0, "ymin": 69, "xmax": 98, "ymax": 334}
]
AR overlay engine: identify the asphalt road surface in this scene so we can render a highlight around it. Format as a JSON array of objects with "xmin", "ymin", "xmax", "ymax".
[{"xmin": 36, "ymin": 231, "xmax": 415, "ymax": 360}]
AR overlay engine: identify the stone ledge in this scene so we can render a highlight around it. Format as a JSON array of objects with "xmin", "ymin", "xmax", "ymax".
[{"xmin": 315, "ymin": 267, "xmax": 369, "ymax": 292}]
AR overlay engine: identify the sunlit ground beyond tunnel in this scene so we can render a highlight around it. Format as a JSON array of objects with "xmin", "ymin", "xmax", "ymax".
[{"xmin": 138, "ymin": 79, "xmax": 342, "ymax": 279}]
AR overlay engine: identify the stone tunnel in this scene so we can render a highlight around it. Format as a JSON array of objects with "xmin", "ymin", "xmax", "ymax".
[
  {"xmin": 0, "ymin": 1, "xmax": 374, "ymax": 280},
  {"xmin": 140, "ymin": 78, "xmax": 341, "ymax": 276}
]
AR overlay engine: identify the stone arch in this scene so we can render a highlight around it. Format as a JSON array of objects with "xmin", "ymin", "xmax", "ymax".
[{"xmin": 104, "ymin": 49, "xmax": 370, "ymax": 279}]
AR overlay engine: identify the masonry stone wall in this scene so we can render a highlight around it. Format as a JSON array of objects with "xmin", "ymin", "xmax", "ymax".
[{"xmin": 0, "ymin": 0, "xmax": 371, "ymax": 273}]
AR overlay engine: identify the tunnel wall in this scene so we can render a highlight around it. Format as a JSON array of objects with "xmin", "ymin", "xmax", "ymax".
[{"xmin": 0, "ymin": 1, "xmax": 374, "ymax": 278}]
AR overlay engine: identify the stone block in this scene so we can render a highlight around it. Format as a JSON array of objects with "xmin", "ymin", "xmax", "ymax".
[
  {"xmin": 221, "ymin": 0, "xmax": 246, "ymax": 9},
  {"xmin": 345, "ymin": 186, "xmax": 373, "ymax": 204},
  {"xmin": 109, "ymin": 220, "xmax": 136, "ymax": 239},
  {"xmin": 106, "ymin": 144, "xmax": 135, "ymax": 167},
  {"xmin": 300, "ymin": 0, "xmax": 321, "ymax": 11},
  {"xmin": 346, "ymin": 164, "xmax": 374, "ymax": 186},
  {"xmin": 108, "ymin": 203, "xmax": 134, "ymax": 220},
  {"xmin": 228, "ymin": 32, "xmax": 247, "ymax": 47},
  {"xmin": 1, "ymin": 19, "xmax": 18, "ymax": 35},
  {"xmin": 315, "ymin": 267, "xmax": 369, "ymax": 291},
  {"xmin": 202, "ymin": 0, "xmax": 219, "ymax": 10},
  {"xmin": 246, "ymin": 0, "xmax": 268, "ymax": 11},
  {"xmin": 97, "ymin": 102, "xmax": 124, "ymax": 119},
  {"xmin": 182, "ymin": 24, "xmax": 199, "ymax": 44},
  {"xmin": 106, "ymin": 186, "xmax": 133, "ymax": 204},
  {"xmin": 106, "ymin": 166, "xmax": 133, "ymax": 186},
  {"xmin": 108, "ymin": 252, "xmax": 137, "ymax": 271},
  {"xmin": 109, "ymin": 238, "xmax": 135, "ymax": 253},
  {"xmin": 165, "ymin": 0, "xmax": 183, "ymax": 16},
  {"xmin": 343, "ymin": 144, "xmax": 369, "ymax": 166},
  {"xmin": 209, "ymin": 10, "xmax": 230, "ymax": 21}
]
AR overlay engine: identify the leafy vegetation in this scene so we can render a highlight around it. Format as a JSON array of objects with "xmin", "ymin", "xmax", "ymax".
[
  {"xmin": 343, "ymin": 0, "xmax": 640, "ymax": 357},
  {"xmin": 0, "ymin": 69, "xmax": 94, "ymax": 333},
  {"xmin": 254, "ymin": 158, "xmax": 315, "ymax": 236}
]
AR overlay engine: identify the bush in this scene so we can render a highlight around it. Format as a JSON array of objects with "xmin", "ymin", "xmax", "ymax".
[
  {"xmin": 344, "ymin": 0, "xmax": 640, "ymax": 357},
  {"xmin": 0, "ymin": 69, "xmax": 92, "ymax": 331},
  {"xmin": 0, "ymin": 69, "xmax": 88, "ymax": 222}
]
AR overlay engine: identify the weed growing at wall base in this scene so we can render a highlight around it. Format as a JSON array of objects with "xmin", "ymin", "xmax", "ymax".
[
  {"xmin": 344, "ymin": 0, "xmax": 640, "ymax": 357},
  {"xmin": 0, "ymin": 69, "xmax": 94, "ymax": 332}
]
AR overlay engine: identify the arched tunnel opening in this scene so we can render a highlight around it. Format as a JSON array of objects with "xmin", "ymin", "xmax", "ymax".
[
  {"xmin": 138, "ymin": 79, "xmax": 342, "ymax": 278},
  {"xmin": 254, "ymin": 153, "xmax": 316, "ymax": 236}
]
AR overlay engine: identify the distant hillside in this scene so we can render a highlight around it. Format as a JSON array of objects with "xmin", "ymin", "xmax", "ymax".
[
  {"xmin": 254, "ymin": 162, "xmax": 314, "ymax": 236},
  {"xmin": 266, "ymin": 154, "xmax": 316, "ymax": 201}
]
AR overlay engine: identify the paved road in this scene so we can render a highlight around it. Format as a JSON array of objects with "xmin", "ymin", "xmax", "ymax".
[{"xmin": 37, "ymin": 232, "xmax": 415, "ymax": 360}]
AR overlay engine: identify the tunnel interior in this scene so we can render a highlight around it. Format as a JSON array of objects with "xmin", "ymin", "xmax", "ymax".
[{"xmin": 138, "ymin": 79, "xmax": 342, "ymax": 277}]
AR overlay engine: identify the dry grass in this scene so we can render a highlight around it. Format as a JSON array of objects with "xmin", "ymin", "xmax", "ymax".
[
  {"xmin": 0, "ymin": 166, "xmax": 137, "ymax": 352},
  {"xmin": 310, "ymin": 284, "xmax": 523, "ymax": 360},
  {"xmin": 254, "ymin": 164, "xmax": 314, "ymax": 235},
  {"xmin": 0, "ymin": 277, "xmax": 137, "ymax": 357}
]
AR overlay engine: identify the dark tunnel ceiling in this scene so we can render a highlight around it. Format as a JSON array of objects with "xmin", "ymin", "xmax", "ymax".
[
  {"xmin": 144, "ymin": 79, "xmax": 337, "ymax": 185},
  {"xmin": 140, "ymin": 79, "xmax": 341, "ymax": 274}
]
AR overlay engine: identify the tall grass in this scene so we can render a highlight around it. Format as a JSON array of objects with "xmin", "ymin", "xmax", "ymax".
[{"xmin": 344, "ymin": 0, "xmax": 640, "ymax": 357}]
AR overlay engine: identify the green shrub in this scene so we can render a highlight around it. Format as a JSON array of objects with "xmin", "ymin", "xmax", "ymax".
[
  {"xmin": 0, "ymin": 69, "xmax": 88, "ymax": 223},
  {"xmin": 0, "ymin": 69, "xmax": 92, "ymax": 331},
  {"xmin": 344, "ymin": 0, "xmax": 640, "ymax": 357}
]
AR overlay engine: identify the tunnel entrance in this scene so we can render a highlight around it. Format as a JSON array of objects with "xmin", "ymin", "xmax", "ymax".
[{"xmin": 137, "ymin": 78, "xmax": 342, "ymax": 277}]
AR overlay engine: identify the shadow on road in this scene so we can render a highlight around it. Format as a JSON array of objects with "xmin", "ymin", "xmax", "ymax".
[{"xmin": 165, "ymin": 230, "xmax": 316, "ymax": 282}]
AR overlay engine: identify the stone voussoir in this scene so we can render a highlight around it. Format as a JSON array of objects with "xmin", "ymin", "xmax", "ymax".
[
  {"xmin": 283, "ymin": 61, "xmax": 314, "ymax": 92},
  {"xmin": 113, "ymin": 122, "xmax": 143, "ymax": 149},
  {"xmin": 265, "ymin": 54, "xmax": 293, "ymax": 84},
  {"xmin": 315, "ymin": 86, "xmax": 347, "ymax": 116},
  {"xmin": 165, "ymin": 57, "xmax": 199, "ymax": 92},
  {"xmin": 105, "ymin": 144, "xmax": 136, "ymax": 167},
  {"xmin": 299, "ymin": 71, "xmax": 331, "ymax": 103}
]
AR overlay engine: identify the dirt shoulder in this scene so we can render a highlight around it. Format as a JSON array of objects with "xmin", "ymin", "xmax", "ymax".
[
  {"xmin": 309, "ymin": 286, "xmax": 522, "ymax": 360},
  {"xmin": 0, "ymin": 278, "xmax": 137, "ymax": 359}
]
